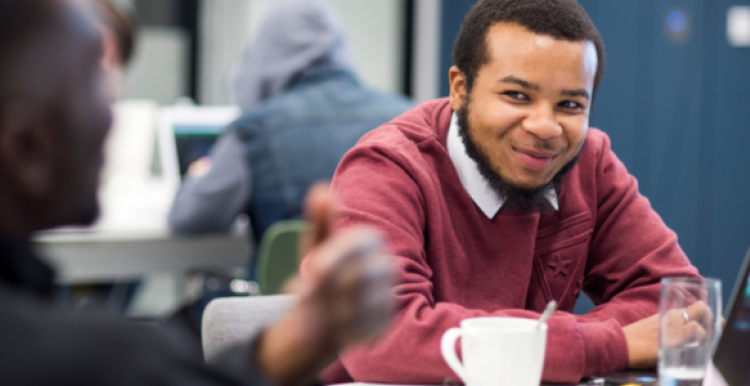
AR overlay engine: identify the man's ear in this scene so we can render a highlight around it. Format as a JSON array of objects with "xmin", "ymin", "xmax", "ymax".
[
  {"xmin": 448, "ymin": 66, "xmax": 468, "ymax": 112},
  {"xmin": 0, "ymin": 101, "xmax": 57, "ymax": 201}
]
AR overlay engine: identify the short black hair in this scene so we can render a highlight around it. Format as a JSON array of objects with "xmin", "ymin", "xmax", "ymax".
[{"xmin": 453, "ymin": 0, "xmax": 605, "ymax": 95}]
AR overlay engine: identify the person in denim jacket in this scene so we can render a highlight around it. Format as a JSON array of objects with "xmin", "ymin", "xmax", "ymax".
[{"xmin": 168, "ymin": 0, "xmax": 412, "ymax": 280}]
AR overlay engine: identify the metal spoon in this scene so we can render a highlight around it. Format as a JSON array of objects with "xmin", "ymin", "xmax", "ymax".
[{"xmin": 538, "ymin": 300, "xmax": 557, "ymax": 329}]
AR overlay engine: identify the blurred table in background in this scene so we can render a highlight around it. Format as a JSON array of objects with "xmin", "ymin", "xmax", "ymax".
[
  {"xmin": 33, "ymin": 175, "xmax": 251, "ymax": 290},
  {"xmin": 35, "ymin": 229, "xmax": 249, "ymax": 284},
  {"xmin": 33, "ymin": 174, "xmax": 250, "ymax": 284},
  {"xmin": 32, "ymin": 172, "xmax": 251, "ymax": 316},
  {"xmin": 34, "ymin": 100, "xmax": 250, "ymax": 284},
  {"xmin": 31, "ymin": 100, "xmax": 251, "ymax": 315}
]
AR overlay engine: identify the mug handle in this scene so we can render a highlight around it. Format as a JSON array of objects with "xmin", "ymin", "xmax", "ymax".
[{"xmin": 441, "ymin": 327, "xmax": 468, "ymax": 381}]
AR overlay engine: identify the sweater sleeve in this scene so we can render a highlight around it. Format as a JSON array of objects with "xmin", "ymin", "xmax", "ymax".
[
  {"xmin": 574, "ymin": 134, "xmax": 700, "ymax": 331},
  {"xmin": 320, "ymin": 141, "xmax": 635, "ymax": 385}
]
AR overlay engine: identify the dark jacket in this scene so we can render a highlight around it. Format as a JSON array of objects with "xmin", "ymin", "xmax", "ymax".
[{"xmin": 0, "ymin": 237, "xmax": 276, "ymax": 386}]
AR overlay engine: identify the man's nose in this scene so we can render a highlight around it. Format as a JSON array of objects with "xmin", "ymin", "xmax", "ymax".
[{"xmin": 521, "ymin": 105, "xmax": 562, "ymax": 140}]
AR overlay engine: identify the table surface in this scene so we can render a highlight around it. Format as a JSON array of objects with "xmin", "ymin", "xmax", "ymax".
[
  {"xmin": 33, "ymin": 176, "xmax": 252, "ymax": 284},
  {"xmin": 331, "ymin": 369, "xmax": 661, "ymax": 386},
  {"xmin": 36, "ymin": 230, "xmax": 251, "ymax": 284}
]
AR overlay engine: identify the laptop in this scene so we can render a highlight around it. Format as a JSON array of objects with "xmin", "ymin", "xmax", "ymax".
[
  {"xmin": 157, "ymin": 105, "xmax": 240, "ymax": 184},
  {"xmin": 597, "ymin": 247, "xmax": 750, "ymax": 386},
  {"xmin": 707, "ymin": 246, "xmax": 750, "ymax": 386}
]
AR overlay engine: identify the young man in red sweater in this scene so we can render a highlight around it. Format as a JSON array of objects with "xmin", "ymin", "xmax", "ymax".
[{"xmin": 308, "ymin": 0, "xmax": 702, "ymax": 384}]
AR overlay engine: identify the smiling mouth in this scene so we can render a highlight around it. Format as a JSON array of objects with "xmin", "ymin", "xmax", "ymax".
[{"xmin": 513, "ymin": 147, "xmax": 556, "ymax": 171}]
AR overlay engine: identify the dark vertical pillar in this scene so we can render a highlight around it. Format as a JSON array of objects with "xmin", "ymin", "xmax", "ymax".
[
  {"xmin": 439, "ymin": 0, "xmax": 475, "ymax": 97},
  {"xmin": 179, "ymin": 0, "xmax": 201, "ymax": 103},
  {"xmin": 402, "ymin": 0, "xmax": 416, "ymax": 98}
]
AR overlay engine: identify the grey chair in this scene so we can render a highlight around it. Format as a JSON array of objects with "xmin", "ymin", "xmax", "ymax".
[{"xmin": 201, "ymin": 295, "xmax": 297, "ymax": 362}]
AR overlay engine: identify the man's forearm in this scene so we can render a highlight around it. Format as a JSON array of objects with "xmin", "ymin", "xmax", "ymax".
[{"xmin": 331, "ymin": 299, "xmax": 630, "ymax": 385}]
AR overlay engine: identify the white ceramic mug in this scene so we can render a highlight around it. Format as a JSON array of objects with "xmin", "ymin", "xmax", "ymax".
[{"xmin": 441, "ymin": 317, "xmax": 547, "ymax": 386}]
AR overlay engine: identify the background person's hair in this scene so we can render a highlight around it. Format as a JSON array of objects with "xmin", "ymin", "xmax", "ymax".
[
  {"xmin": 93, "ymin": 0, "xmax": 137, "ymax": 66},
  {"xmin": 452, "ymin": 0, "xmax": 605, "ymax": 95}
]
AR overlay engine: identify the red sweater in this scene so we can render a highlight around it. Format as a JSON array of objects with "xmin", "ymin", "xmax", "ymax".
[{"xmin": 312, "ymin": 99, "xmax": 699, "ymax": 384}]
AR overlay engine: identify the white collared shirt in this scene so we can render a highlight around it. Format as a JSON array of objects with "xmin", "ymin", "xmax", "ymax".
[{"xmin": 446, "ymin": 112, "xmax": 558, "ymax": 219}]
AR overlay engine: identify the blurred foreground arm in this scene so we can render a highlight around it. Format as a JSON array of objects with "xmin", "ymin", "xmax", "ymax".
[{"xmin": 255, "ymin": 184, "xmax": 394, "ymax": 386}]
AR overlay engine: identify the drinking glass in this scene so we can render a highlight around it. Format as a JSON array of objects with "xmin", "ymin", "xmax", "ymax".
[{"xmin": 658, "ymin": 277, "xmax": 722, "ymax": 386}]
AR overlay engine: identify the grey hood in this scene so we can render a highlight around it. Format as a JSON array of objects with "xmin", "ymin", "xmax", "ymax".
[{"xmin": 231, "ymin": 0, "xmax": 356, "ymax": 112}]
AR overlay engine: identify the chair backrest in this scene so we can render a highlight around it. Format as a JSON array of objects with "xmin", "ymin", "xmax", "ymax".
[
  {"xmin": 256, "ymin": 220, "xmax": 307, "ymax": 295},
  {"xmin": 202, "ymin": 295, "xmax": 297, "ymax": 363}
]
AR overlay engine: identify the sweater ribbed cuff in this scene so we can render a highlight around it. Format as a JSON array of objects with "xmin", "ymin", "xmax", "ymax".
[{"xmin": 579, "ymin": 319, "xmax": 630, "ymax": 377}]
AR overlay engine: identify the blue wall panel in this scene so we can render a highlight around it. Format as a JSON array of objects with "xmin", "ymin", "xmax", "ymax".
[
  {"xmin": 439, "ymin": 1, "xmax": 474, "ymax": 97},
  {"xmin": 711, "ymin": 1, "xmax": 750, "ymax": 293}
]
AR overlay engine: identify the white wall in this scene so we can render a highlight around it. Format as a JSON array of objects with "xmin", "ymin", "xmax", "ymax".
[
  {"xmin": 326, "ymin": 0, "xmax": 405, "ymax": 95},
  {"xmin": 412, "ymin": 0, "xmax": 442, "ymax": 103},
  {"xmin": 116, "ymin": 0, "xmax": 408, "ymax": 105},
  {"xmin": 112, "ymin": 0, "xmax": 190, "ymax": 105},
  {"xmin": 200, "ymin": 0, "xmax": 406, "ymax": 105},
  {"xmin": 120, "ymin": 28, "xmax": 189, "ymax": 104},
  {"xmin": 199, "ymin": 0, "xmax": 252, "ymax": 105}
]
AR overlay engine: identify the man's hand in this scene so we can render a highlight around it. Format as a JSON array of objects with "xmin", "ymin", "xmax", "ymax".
[
  {"xmin": 622, "ymin": 314, "xmax": 659, "ymax": 368},
  {"xmin": 623, "ymin": 302, "xmax": 712, "ymax": 368},
  {"xmin": 187, "ymin": 157, "xmax": 212, "ymax": 178},
  {"xmin": 256, "ymin": 183, "xmax": 394, "ymax": 386}
]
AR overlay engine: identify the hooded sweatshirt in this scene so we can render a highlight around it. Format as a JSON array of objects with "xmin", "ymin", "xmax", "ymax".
[
  {"xmin": 308, "ymin": 98, "xmax": 700, "ymax": 384},
  {"xmin": 168, "ymin": 0, "xmax": 412, "ymax": 251}
]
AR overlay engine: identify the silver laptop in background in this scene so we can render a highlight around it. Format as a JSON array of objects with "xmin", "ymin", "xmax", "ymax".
[{"xmin": 157, "ymin": 105, "xmax": 240, "ymax": 185}]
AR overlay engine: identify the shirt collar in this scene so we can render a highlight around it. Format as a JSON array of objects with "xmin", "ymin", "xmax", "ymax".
[{"xmin": 446, "ymin": 112, "xmax": 558, "ymax": 219}]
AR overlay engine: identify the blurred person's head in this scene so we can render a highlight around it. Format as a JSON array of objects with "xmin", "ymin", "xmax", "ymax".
[
  {"xmin": 448, "ymin": 0, "xmax": 603, "ymax": 212},
  {"xmin": 92, "ymin": 0, "xmax": 136, "ymax": 96},
  {"xmin": 0, "ymin": 0, "xmax": 112, "ymax": 236},
  {"xmin": 231, "ymin": 0, "xmax": 355, "ymax": 112}
]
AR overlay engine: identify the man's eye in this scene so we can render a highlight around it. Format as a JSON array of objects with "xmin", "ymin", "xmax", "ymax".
[
  {"xmin": 560, "ymin": 100, "xmax": 583, "ymax": 110},
  {"xmin": 504, "ymin": 91, "xmax": 528, "ymax": 101}
]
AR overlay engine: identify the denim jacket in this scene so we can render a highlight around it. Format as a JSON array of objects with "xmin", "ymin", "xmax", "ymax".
[
  {"xmin": 168, "ymin": 70, "xmax": 412, "ymax": 277},
  {"xmin": 238, "ymin": 70, "xmax": 411, "ymax": 241}
]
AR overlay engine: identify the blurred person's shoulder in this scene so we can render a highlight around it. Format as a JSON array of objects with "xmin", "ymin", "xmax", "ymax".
[
  {"xmin": 0, "ymin": 282, "xmax": 221, "ymax": 386},
  {"xmin": 0, "ymin": 283, "xmax": 166, "ymax": 362},
  {"xmin": 233, "ymin": 75, "xmax": 413, "ymax": 131}
]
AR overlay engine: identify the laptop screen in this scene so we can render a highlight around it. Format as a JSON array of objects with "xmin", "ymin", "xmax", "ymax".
[
  {"xmin": 173, "ymin": 124, "xmax": 223, "ymax": 177},
  {"xmin": 729, "ymin": 276, "xmax": 750, "ymax": 332},
  {"xmin": 712, "ymin": 248, "xmax": 750, "ymax": 386},
  {"xmin": 157, "ymin": 106, "xmax": 240, "ymax": 184}
]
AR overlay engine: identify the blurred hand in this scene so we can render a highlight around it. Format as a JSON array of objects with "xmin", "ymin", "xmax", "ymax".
[
  {"xmin": 256, "ymin": 183, "xmax": 394, "ymax": 386},
  {"xmin": 187, "ymin": 157, "xmax": 211, "ymax": 178},
  {"xmin": 296, "ymin": 183, "xmax": 394, "ymax": 347},
  {"xmin": 623, "ymin": 301, "xmax": 712, "ymax": 368}
]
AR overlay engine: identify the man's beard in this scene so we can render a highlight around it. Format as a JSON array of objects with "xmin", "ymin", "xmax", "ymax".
[{"xmin": 455, "ymin": 100, "xmax": 584, "ymax": 213}]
